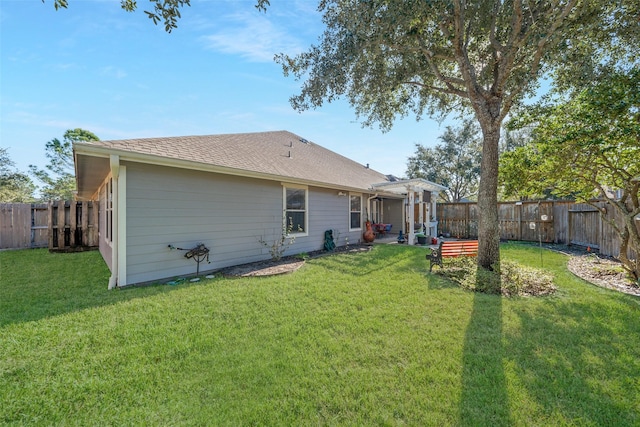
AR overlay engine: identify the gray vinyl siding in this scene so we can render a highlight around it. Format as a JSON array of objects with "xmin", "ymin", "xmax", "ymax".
[
  {"xmin": 124, "ymin": 163, "xmax": 280, "ymax": 285},
  {"xmin": 122, "ymin": 163, "xmax": 369, "ymax": 285},
  {"xmin": 305, "ymin": 187, "xmax": 363, "ymax": 251}
]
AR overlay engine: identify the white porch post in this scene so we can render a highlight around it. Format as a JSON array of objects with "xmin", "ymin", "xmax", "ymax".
[
  {"xmin": 418, "ymin": 192, "xmax": 424, "ymax": 233},
  {"xmin": 407, "ymin": 187, "xmax": 415, "ymax": 245},
  {"xmin": 431, "ymin": 191, "xmax": 438, "ymax": 237},
  {"xmin": 108, "ymin": 155, "xmax": 119, "ymax": 290}
]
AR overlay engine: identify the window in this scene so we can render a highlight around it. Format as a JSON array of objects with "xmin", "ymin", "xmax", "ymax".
[
  {"xmin": 284, "ymin": 185, "xmax": 307, "ymax": 234},
  {"xmin": 350, "ymin": 194, "xmax": 362, "ymax": 230}
]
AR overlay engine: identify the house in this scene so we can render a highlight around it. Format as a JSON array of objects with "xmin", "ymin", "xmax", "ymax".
[{"xmin": 74, "ymin": 131, "xmax": 446, "ymax": 288}]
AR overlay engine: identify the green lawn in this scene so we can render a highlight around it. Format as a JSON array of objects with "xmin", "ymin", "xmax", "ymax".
[{"xmin": 1, "ymin": 244, "xmax": 639, "ymax": 426}]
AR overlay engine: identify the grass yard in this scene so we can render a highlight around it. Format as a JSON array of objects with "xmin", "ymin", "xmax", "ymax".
[{"xmin": 1, "ymin": 244, "xmax": 639, "ymax": 425}]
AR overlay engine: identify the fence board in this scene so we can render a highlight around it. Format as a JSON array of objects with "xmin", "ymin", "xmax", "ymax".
[
  {"xmin": 32, "ymin": 204, "xmax": 49, "ymax": 248},
  {"xmin": 0, "ymin": 204, "xmax": 31, "ymax": 249},
  {"xmin": 70, "ymin": 201, "xmax": 77, "ymax": 247},
  {"xmin": 57, "ymin": 200, "xmax": 65, "ymax": 249},
  {"xmin": 81, "ymin": 201, "xmax": 89, "ymax": 246}
]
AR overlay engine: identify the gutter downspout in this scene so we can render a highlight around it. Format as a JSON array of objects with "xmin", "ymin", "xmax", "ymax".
[{"xmin": 108, "ymin": 154, "xmax": 120, "ymax": 290}]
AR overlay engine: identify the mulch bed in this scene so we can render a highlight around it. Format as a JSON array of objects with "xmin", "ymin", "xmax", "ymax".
[
  {"xmin": 218, "ymin": 244, "xmax": 372, "ymax": 277},
  {"xmin": 567, "ymin": 254, "xmax": 640, "ymax": 296},
  {"xmin": 542, "ymin": 243, "xmax": 640, "ymax": 296}
]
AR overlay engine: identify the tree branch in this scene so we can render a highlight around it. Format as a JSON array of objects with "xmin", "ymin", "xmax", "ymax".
[
  {"xmin": 402, "ymin": 80, "xmax": 468, "ymax": 98},
  {"xmin": 500, "ymin": 0, "xmax": 579, "ymax": 121}
]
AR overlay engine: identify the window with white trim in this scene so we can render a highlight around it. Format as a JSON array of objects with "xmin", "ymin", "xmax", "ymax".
[
  {"xmin": 349, "ymin": 193, "xmax": 363, "ymax": 230},
  {"xmin": 283, "ymin": 184, "xmax": 307, "ymax": 234}
]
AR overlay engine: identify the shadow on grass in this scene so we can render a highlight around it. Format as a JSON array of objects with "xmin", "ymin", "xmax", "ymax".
[
  {"xmin": 505, "ymin": 296, "xmax": 640, "ymax": 424},
  {"xmin": 459, "ymin": 273, "xmax": 512, "ymax": 426},
  {"xmin": 0, "ymin": 249, "xmax": 196, "ymax": 327}
]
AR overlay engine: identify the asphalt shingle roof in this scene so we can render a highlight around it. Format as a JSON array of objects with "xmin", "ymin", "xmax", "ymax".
[{"xmin": 80, "ymin": 130, "xmax": 390, "ymax": 191}]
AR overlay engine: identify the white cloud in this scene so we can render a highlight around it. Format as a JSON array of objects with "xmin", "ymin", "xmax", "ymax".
[
  {"xmin": 200, "ymin": 12, "xmax": 305, "ymax": 62},
  {"xmin": 100, "ymin": 66, "xmax": 127, "ymax": 79},
  {"xmin": 52, "ymin": 63, "xmax": 77, "ymax": 71}
]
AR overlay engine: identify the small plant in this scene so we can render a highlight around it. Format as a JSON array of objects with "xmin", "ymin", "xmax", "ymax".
[
  {"xmin": 258, "ymin": 215, "xmax": 300, "ymax": 261},
  {"xmin": 294, "ymin": 252, "xmax": 309, "ymax": 261},
  {"xmin": 344, "ymin": 236, "xmax": 350, "ymax": 249},
  {"xmin": 333, "ymin": 229, "xmax": 341, "ymax": 245}
]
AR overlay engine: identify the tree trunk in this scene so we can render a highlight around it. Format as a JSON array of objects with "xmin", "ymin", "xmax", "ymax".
[
  {"xmin": 619, "ymin": 215, "xmax": 640, "ymax": 281},
  {"xmin": 475, "ymin": 102, "xmax": 502, "ymax": 270}
]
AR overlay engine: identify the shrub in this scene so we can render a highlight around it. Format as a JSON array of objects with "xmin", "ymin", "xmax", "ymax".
[
  {"xmin": 438, "ymin": 257, "xmax": 556, "ymax": 297},
  {"xmin": 258, "ymin": 216, "xmax": 300, "ymax": 261}
]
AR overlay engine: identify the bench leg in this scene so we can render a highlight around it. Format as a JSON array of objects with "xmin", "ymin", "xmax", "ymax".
[{"xmin": 428, "ymin": 258, "xmax": 442, "ymax": 272}]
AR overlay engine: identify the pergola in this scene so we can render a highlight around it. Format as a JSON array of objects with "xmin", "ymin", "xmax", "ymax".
[{"xmin": 373, "ymin": 178, "xmax": 448, "ymax": 245}]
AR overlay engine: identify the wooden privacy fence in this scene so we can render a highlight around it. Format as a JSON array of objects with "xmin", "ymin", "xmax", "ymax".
[
  {"xmin": 0, "ymin": 204, "xmax": 49, "ymax": 249},
  {"xmin": 0, "ymin": 201, "xmax": 98, "ymax": 251},
  {"xmin": 437, "ymin": 200, "xmax": 639, "ymax": 259}
]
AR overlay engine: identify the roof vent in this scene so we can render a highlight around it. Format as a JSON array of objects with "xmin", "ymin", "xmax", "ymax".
[{"xmin": 299, "ymin": 138, "xmax": 309, "ymax": 144}]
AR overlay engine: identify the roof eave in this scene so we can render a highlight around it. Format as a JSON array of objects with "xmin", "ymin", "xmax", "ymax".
[{"xmin": 73, "ymin": 142, "xmax": 386, "ymax": 195}]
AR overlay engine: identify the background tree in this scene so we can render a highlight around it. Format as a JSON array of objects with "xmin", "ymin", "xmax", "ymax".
[
  {"xmin": 500, "ymin": 69, "xmax": 640, "ymax": 280},
  {"xmin": 30, "ymin": 128, "xmax": 99, "ymax": 201},
  {"xmin": 0, "ymin": 147, "xmax": 36, "ymax": 203},
  {"xmin": 276, "ymin": 0, "xmax": 637, "ymax": 270},
  {"xmin": 406, "ymin": 119, "xmax": 481, "ymax": 202}
]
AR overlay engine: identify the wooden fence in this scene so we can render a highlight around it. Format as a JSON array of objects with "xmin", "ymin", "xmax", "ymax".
[
  {"xmin": 0, "ymin": 204, "xmax": 49, "ymax": 249},
  {"xmin": 437, "ymin": 200, "xmax": 639, "ymax": 259},
  {"xmin": 0, "ymin": 201, "xmax": 99, "ymax": 251}
]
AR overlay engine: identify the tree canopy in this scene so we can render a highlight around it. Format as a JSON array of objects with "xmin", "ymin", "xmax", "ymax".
[
  {"xmin": 406, "ymin": 119, "xmax": 481, "ymax": 202},
  {"xmin": 0, "ymin": 147, "xmax": 36, "ymax": 203},
  {"xmin": 276, "ymin": 0, "xmax": 638, "ymax": 269},
  {"xmin": 30, "ymin": 129, "xmax": 99, "ymax": 201},
  {"xmin": 501, "ymin": 68, "xmax": 640, "ymax": 279}
]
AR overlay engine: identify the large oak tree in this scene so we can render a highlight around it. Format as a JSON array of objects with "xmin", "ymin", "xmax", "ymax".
[{"xmin": 276, "ymin": 0, "xmax": 606, "ymax": 269}]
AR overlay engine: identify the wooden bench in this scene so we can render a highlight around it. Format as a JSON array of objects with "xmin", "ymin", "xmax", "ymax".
[{"xmin": 427, "ymin": 240, "xmax": 478, "ymax": 272}]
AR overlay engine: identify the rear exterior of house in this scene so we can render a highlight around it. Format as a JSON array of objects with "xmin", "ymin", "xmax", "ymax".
[
  {"xmin": 96, "ymin": 161, "xmax": 378, "ymax": 285},
  {"xmin": 77, "ymin": 131, "xmax": 436, "ymax": 288}
]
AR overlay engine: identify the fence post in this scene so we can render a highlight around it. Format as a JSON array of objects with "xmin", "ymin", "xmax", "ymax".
[
  {"xmin": 465, "ymin": 203, "xmax": 470, "ymax": 238},
  {"xmin": 81, "ymin": 201, "xmax": 89, "ymax": 246},
  {"xmin": 48, "ymin": 201, "xmax": 54, "ymax": 249},
  {"xmin": 57, "ymin": 200, "xmax": 65, "ymax": 249},
  {"xmin": 517, "ymin": 202, "xmax": 522, "ymax": 241},
  {"xmin": 92, "ymin": 200, "xmax": 99, "ymax": 246},
  {"xmin": 70, "ymin": 201, "xmax": 77, "ymax": 247}
]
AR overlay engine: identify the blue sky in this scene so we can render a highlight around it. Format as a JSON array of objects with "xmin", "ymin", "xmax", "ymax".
[{"xmin": 1, "ymin": 0, "xmax": 457, "ymax": 183}]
